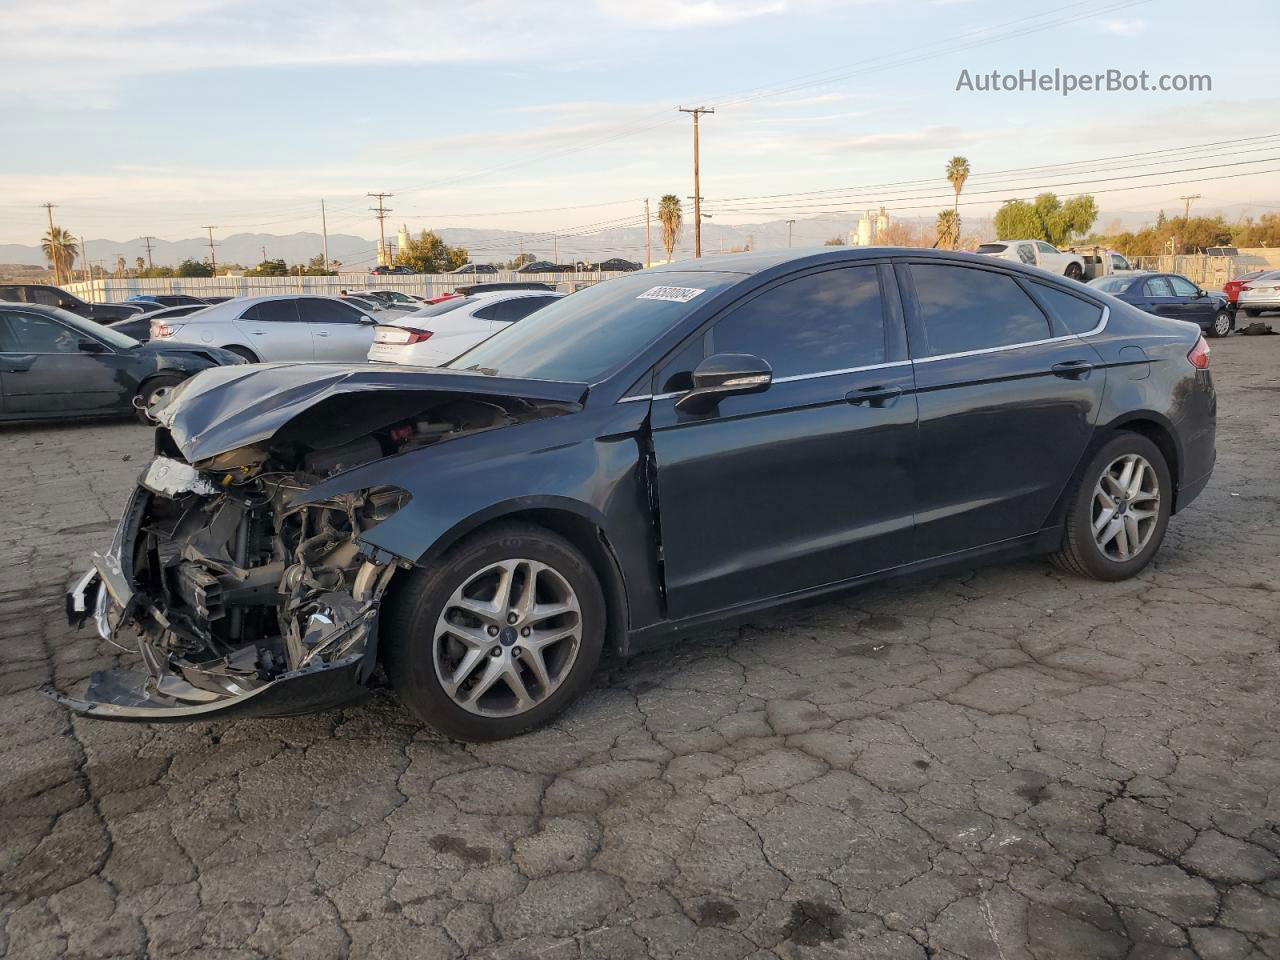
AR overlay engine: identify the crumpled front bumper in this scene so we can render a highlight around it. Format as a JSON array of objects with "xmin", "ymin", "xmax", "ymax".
[{"xmin": 49, "ymin": 482, "xmax": 381, "ymax": 723}]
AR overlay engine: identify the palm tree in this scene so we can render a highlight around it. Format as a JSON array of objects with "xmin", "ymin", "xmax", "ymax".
[
  {"xmin": 936, "ymin": 209, "xmax": 960, "ymax": 249},
  {"xmin": 41, "ymin": 226, "xmax": 79, "ymax": 284},
  {"xmin": 658, "ymin": 194, "xmax": 682, "ymax": 262},
  {"xmin": 945, "ymin": 156, "xmax": 970, "ymax": 249}
]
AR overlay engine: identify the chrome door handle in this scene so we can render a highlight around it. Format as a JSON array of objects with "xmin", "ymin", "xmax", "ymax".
[{"xmin": 316, "ymin": 332, "xmax": 329, "ymax": 337}]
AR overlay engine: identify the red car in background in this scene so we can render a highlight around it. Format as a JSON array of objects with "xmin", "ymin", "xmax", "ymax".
[{"xmin": 1224, "ymin": 270, "xmax": 1267, "ymax": 309}]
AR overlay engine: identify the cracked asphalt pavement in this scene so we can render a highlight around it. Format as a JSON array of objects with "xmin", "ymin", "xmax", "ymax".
[{"xmin": 2, "ymin": 335, "xmax": 1279, "ymax": 960}]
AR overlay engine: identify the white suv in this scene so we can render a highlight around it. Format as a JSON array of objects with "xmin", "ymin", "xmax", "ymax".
[
  {"xmin": 151, "ymin": 295, "xmax": 391, "ymax": 362},
  {"xmin": 977, "ymin": 240, "xmax": 1086, "ymax": 280}
]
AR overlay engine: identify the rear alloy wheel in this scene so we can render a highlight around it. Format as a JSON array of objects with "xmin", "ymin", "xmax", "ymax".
[
  {"xmin": 1050, "ymin": 433, "xmax": 1172, "ymax": 581},
  {"xmin": 1208, "ymin": 310, "xmax": 1233, "ymax": 338},
  {"xmin": 384, "ymin": 523, "xmax": 605, "ymax": 741}
]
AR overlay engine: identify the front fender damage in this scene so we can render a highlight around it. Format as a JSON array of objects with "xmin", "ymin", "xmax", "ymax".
[{"xmin": 48, "ymin": 370, "xmax": 579, "ymax": 722}]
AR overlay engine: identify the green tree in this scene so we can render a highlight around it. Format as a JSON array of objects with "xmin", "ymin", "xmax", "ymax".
[
  {"xmin": 248, "ymin": 258, "xmax": 288, "ymax": 276},
  {"xmin": 395, "ymin": 230, "xmax": 468, "ymax": 273},
  {"xmin": 824, "ymin": 236, "xmax": 846, "ymax": 246},
  {"xmin": 41, "ymin": 226, "xmax": 79, "ymax": 284},
  {"xmin": 175, "ymin": 258, "xmax": 213, "ymax": 278},
  {"xmin": 945, "ymin": 156, "xmax": 970, "ymax": 249},
  {"xmin": 658, "ymin": 195, "xmax": 682, "ymax": 262},
  {"xmin": 936, "ymin": 209, "xmax": 960, "ymax": 249},
  {"xmin": 506, "ymin": 253, "xmax": 535, "ymax": 270},
  {"xmin": 993, "ymin": 193, "xmax": 1098, "ymax": 246}
]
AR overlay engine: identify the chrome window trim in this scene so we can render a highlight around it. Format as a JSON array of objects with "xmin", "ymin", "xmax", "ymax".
[
  {"xmin": 617, "ymin": 305, "xmax": 1108, "ymax": 402},
  {"xmin": 617, "ymin": 359, "xmax": 912, "ymax": 403},
  {"xmin": 913, "ymin": 305, "xmax": 1109, "ymax": 365}
]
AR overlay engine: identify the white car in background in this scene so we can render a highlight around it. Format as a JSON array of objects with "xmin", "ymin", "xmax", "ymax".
[
  {"xmin": 151, "ymin": 294, "xmax": 386, "ymax": 362},
  {"xmin": 368, "ymin": 290, "xmax": 562, "ymax": 367},
  {"xmin": 1237, "ymin": 270, "xmax": 1280, "ymax": 316},
  {"xmin": 977, "ymin": 240, "xmax": 1086, "ymax": 280}
]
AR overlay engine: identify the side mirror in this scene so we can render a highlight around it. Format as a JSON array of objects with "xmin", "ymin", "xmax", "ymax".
[
  {"xmin": 675, "ymin": 353, "xmax": 772, "ymax": 414},
  {"xmin": 360, "ymin": 315, "xmax": 376, "ymax": 324},
  {"xmin": 1196, "ymin": 289, "xmax": 1208, "ymax": 299},
  {"xmin": 77, "ymin": 339, "xmax": 107, "ymax": 354}
]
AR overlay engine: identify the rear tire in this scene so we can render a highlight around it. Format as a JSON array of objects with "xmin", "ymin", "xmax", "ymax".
[
  {"xmin": 134, "ymin": 374, "xmax": 186, "ymax": 424},
  {"xmin": 1065, "ymin": 262, "xmax": 1083, "ymax": 281},
  {"xmin": 223, "ymin": 345, "xmax": 259, "ymax": 363},
  {"xmin": 1207, "ymin": 310, "xmax": 1233, "ymax": 338},
  {"xmin": 1245, "ymin": 309, "xmax": 1262, "ymax": 318},
  {"xmin": 1050, "ymin": 433, "xmax": 1172, "ymax": 581},
  {"xmin": 383, "ymin": 522, "xmax": 606, "ymax": 741}
]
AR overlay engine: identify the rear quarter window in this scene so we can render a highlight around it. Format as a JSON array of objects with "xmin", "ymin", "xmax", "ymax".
[{"xmin": 1032, "ymin": 283, "xmax": 1105, "ymax": 335}]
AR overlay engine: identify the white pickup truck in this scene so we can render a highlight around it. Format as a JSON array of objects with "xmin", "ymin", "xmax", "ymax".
[{"xmin": 977, "ymin": 240, "xmax": 1086, "ymax": 280}]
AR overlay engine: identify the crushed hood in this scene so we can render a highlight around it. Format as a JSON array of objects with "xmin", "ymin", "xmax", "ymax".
[{"xmin": 156, "ymin": 362, "xmax": 587, "ymax": 461}]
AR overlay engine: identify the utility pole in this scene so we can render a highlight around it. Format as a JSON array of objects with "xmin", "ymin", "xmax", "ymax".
[
  {"xmin": 321, "ymin": 199, "xmax": 330, "ymax": 271},
  {"xmin": 644, "ymin": 198, "xmax": 652, "ymax": 268},
  {"xmin": 201, "ymin": 226, "xmax": 218, "ymax": 277},
  {"xmin": 553, "ymin": 233, "xmax": 559, "ymax": 264},
  {"xmin": 786, "ymin": 219, "xmax": 796, "ymax": 248},
  {"xmin": 1180, "ymin": 194, "xmax": 1201, "ymax": 221},
  {"xmin": 368, "ymin": 192, "xmax": 393, "ymax": 266},
  {"xmin": 142, "ymin": 236, "xmax": 155, "ymax": 270},
  {"xmin": 678, "ymin": 106, "xmax": 714, "ymax": 257},
  {"xmin": 41, "ymin": 202, "xmax": 60, "ymax": 283}
]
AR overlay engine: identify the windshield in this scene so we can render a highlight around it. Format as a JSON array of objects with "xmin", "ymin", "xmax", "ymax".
[
  {"xmin": 1088, "ymin": 276, "xmax": 1132, "ymax": 293},
  {"xmin": 50, "ymin": 306, "xmax": 140, "ymax": 348},
  {"xmin": 448, "ymin": 271, "xmax": 744, "ymax": 382}
]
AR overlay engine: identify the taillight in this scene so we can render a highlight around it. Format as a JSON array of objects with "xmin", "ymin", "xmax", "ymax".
[
  {"xmin": 151, "ymin": 321, "xmax": 183, "ymax": 338},
  {"xmin": 374, "ymin": 325, "xmax": 433, "ymax": 345},
  {"xmin": 1188, "ymin": 336, "xmax": 1210, "ymax": 369}
]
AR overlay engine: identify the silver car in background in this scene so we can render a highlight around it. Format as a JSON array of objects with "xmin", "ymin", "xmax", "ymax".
[{"xmin": 150, "ymin": 295, "xmax": 390, "ymax": 362}]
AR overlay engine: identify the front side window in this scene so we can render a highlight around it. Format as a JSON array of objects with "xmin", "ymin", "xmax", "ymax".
[
  {"xmin": 1168, "ymin": 276, "xmax": 1199, "ymax": 297},
  {"xmin": 1144, "ymin": 277, "xmax": 1175, "ymax": 298},
  {"xmin": 300, "ymin": 298, "xmax": 362, "ymax": 324},
  {"xmin": 0, "ymin": 311, "xmax": 82, "ymax": 353},
  {"xmin": 910, "ymin": 264, "xmax": 1051, "ymax": 357},
  {"xmin": 1033, "ymin": 282, "xmax": 1104, "ymax": 335},
  {"xmin": 1037, "ymin": 242, "xmax": 1058, "ymax": 255},
  {"xmin": 709, "ymin": 266, "xmax": 886, "ymax": 378},
  {"xmin": 1111, "ymin": 254, "xmax": 1131, "ymax": 270},
  {"xmin": 28, "ymin": 287, "xmax": 65, "ymax": 307}
]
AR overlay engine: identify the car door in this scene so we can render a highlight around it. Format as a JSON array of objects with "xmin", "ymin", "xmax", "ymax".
[
  {"xmin": 1167, "ymin": 275, "xmax": 1213, "ymax": 326},
  {"xmin": 1036, "ymin": 241, "xmax": 1063, "ymax": 273},
  {"xmin": 649, "ymin": 262, "xmax": 918, "ymax": 619},
  {"xmin": 298, "ymin": 297, "xmax": 376, "ymax": 361},
  {"xmin": 234, "ymin": 299, "xmax": 313, "ymax": 361},
  {"xmin": 1139, "ymin": 276, "xmax": 1181, "ymax": 318},
  {"xmin": 899, "ymin": 260, "xmax": 1105, "ymax": 559},
  {"xmin": 0, "ymin": 309, "xmax": 138, "ymax": 415}
]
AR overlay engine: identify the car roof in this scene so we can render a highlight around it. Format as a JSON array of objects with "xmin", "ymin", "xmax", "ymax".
[{"xmin": 646, "ymin": 246, "xmax": 1064, "ymax": 279}]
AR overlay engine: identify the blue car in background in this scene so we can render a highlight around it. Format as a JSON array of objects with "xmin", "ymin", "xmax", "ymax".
[{"xmin": 1088, "ymin": 272, "xmax": 1235, "ymax": 338}]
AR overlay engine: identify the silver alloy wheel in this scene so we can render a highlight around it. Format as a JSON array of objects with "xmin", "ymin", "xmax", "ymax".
[
  {"xmin": 1091, "ymin": 453, "xmax": 1160, "ymax": 562},
  {"xmin": 433, "ymin": 558, "xmax": 582, "ymax": 717},
  {"xmin": 1213, "ymin": 311, "xmax": 1232, "ymax": 337}
]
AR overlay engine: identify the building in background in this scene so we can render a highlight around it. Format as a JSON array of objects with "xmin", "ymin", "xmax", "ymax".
[{"xmin": 849, "ymin": 207, "xmax": 891, "ymax": 246}]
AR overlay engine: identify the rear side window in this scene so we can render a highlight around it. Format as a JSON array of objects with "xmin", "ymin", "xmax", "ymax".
[
  {"xmin": 497, "ymin": 296, "xmax": 558, "ymax": 323},
  {"xmin": 247, "ymin": 299, "xmax": 300, "ymax": 322},
  {"xmin": 909, "ymin": 264, "xmax": 1051, "ymax": 357},
  {"xmin": 1016, "ymin": 244, "xmax": 1037, "ymax": 265},
  {"xmin": 1032, "ymin": 283, "xmax": 1104, "ymax": 335},
  {"xmin": 1144, "ymin": 277, "xmax": 1175, "ymax": 298},
  {"xmin": 472, "ymin": 301, "xmax": 505, "ymax": 322},
  {"xmin": 710, "ymin": 265, "xmax": 886, "ymax": 378}
]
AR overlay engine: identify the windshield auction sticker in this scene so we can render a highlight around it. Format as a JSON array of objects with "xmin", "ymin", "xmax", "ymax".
[{"xmin": 637, "ymin": 286, "xmax": 705, "ymax": 303}]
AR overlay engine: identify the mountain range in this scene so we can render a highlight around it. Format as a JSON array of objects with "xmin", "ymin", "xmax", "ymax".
[{"xmin": 2, "ymin": 203, "xmax": 1273, "ymax": 273}]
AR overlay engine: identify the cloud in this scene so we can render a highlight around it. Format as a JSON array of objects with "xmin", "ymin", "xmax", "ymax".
[
  {"xmin": 1094, "ymin": 18, "xmax": 1148, "ymax": 36},
  {"xmin": 591, "ymin": 0, "xmax": 787, "ymax": 26}
]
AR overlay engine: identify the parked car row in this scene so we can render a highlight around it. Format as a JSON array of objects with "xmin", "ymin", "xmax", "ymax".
[{"xmin": 1087, "ymin": 273, "xmax": 1236, "ymax": 338}]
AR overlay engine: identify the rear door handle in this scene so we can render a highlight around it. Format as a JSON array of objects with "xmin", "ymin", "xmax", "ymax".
[
  {"xmin": 1052, "ymin": 360, "xmax": 1094, "ymax": 379},
  {"xmin": 845, "ymin": 385, "xmax": 903, "ymax": 407},
  {"xmin": 315, "ymin": 331, "xmax": 329, "ymax": 337}
]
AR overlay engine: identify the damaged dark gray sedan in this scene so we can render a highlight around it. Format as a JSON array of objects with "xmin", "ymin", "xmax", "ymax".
[{"xmin": 53, "ymin": 249, "xmax": 1216, "ymax": 741}]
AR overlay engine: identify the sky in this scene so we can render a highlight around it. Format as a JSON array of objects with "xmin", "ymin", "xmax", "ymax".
[{"xmin": 1, "ymin": 0, "xmax": 1277, "ymax": 261}]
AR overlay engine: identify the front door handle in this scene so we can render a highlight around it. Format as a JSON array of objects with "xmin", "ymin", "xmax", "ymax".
[
  {"xmin": 1052, "ymin": 360, "xmax": 1094, "ymax": 379},
  {"xmin": 315, "ymin": 331, "xmax": 330, "ymax": 337},
  {"xmin": 845, "ymin": 385, "xmax": 903, "ymax": 407}
]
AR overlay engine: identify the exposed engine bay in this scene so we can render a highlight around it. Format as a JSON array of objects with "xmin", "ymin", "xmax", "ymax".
[{"xmin": 55, "ymin": 387, "xmax": 577, "ymax": 720}]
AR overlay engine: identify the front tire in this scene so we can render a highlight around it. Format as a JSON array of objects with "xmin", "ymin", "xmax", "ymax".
[
  {"xmin": 134, "ymin": 374, "xmax": 185, "ymax": 424},
  {"xmin": 383, "ymin": 522, "xmax": 606, "ymax": 741},
  {"xmin": 223, "ymin": 345, "xmax": 260, "ymax": 363},
  {"xmin": 1050, "ymin": 433, "xmax": 1172, "ymax": 581},
  {"xmin": 1207, "ymin": 310, "xmax": 1233, "ymax": 338}
]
